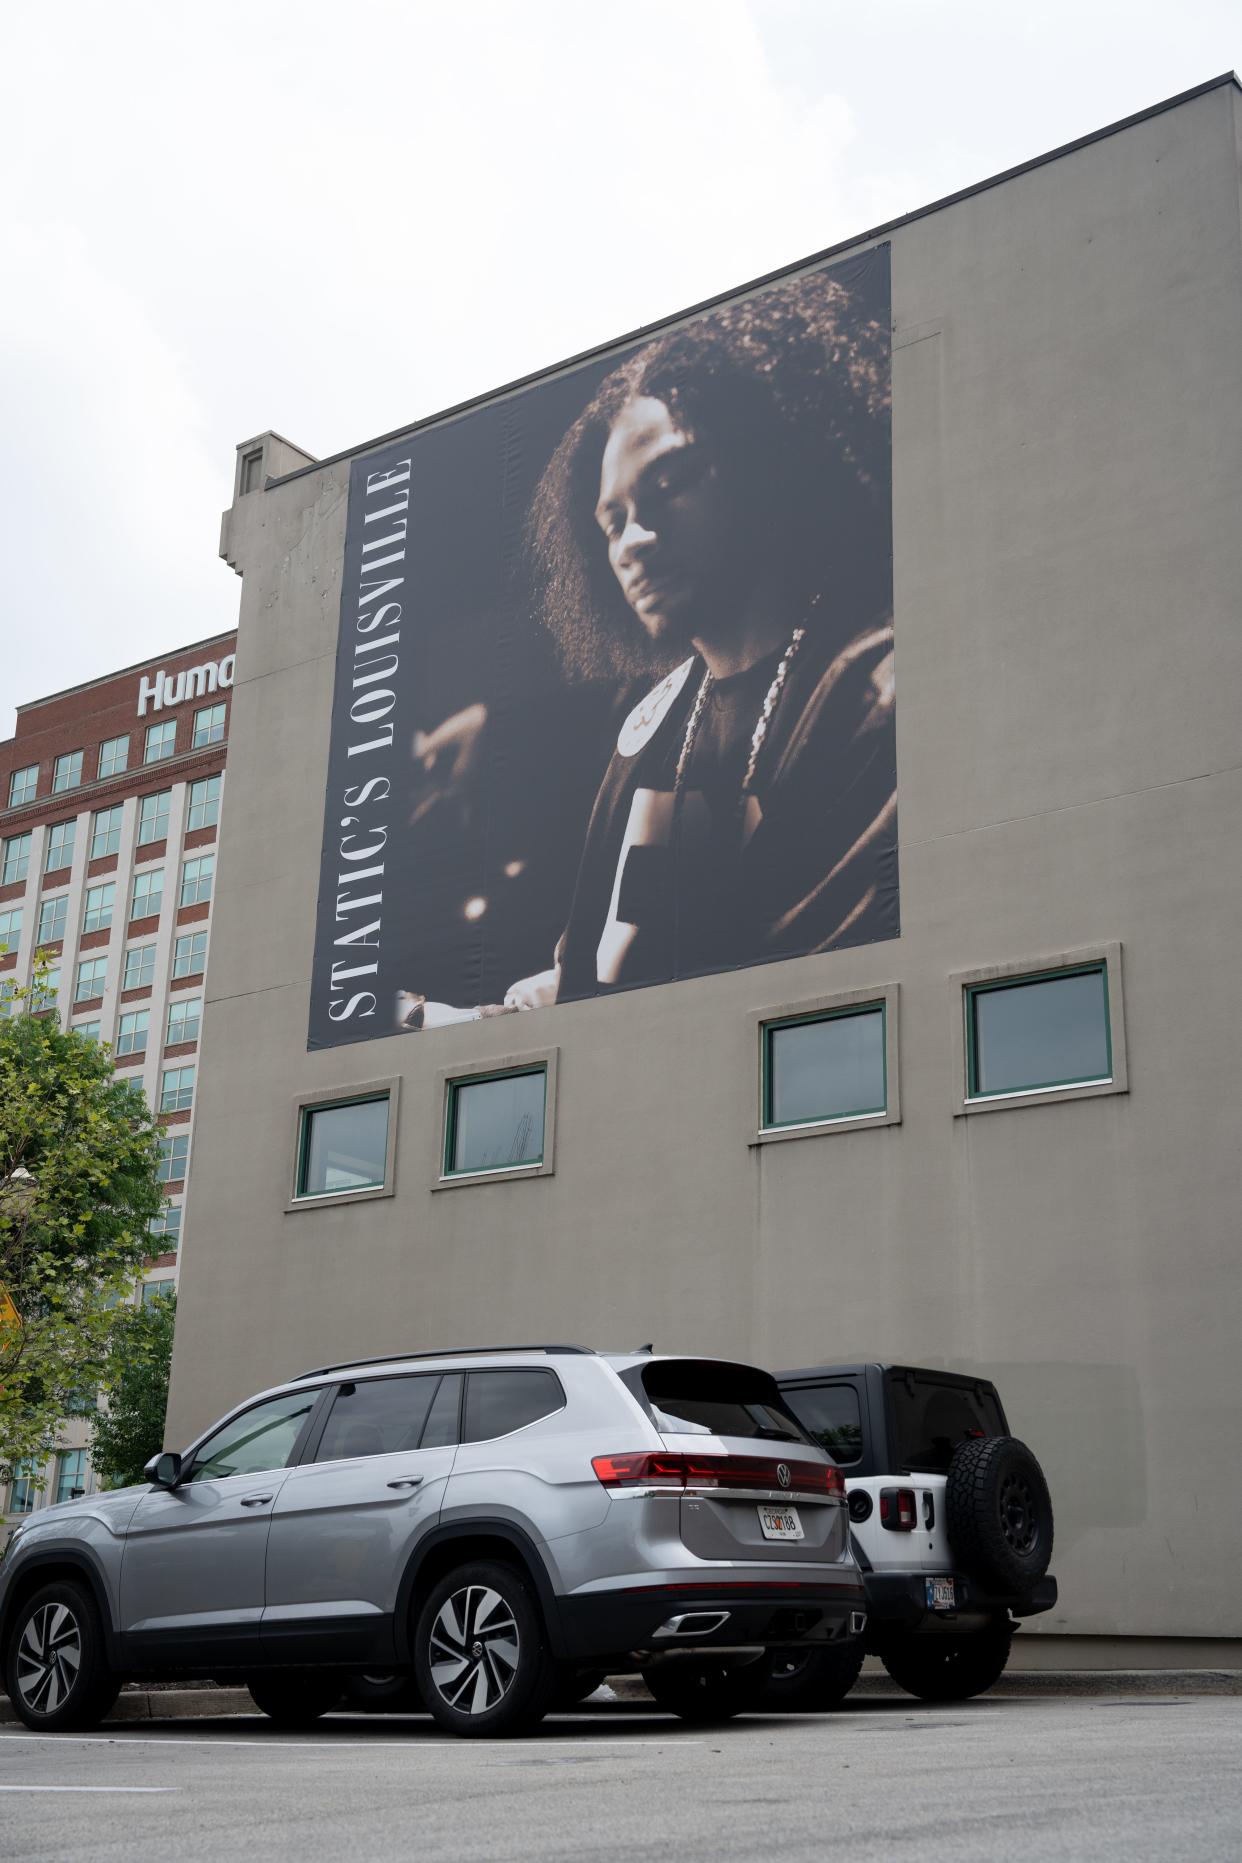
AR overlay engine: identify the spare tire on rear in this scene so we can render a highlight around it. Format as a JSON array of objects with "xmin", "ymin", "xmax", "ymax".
[{"xmin": 945, "ymin": 1435, "xmax": 1053, "ymax": 1593}]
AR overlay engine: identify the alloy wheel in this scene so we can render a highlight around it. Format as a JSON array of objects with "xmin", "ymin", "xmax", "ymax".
[
  {"xmin": 17, "ymin": 1602, "xmax": 82, "ymax": 1716},
  {"xmin": 428, "ymin": 1585, "xmax": 520, "ymax": 1715}
]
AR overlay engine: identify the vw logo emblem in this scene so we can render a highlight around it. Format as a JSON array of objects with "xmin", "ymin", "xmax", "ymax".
[{"xmin": 776, "ymin": 1463, "xmax": 792, "ymax": 1489}]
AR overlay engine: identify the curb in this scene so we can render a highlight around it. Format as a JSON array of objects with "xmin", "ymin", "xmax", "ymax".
[{"xmin": 0, "ymin": 1687, "xmax": 255, "ymax": 1725}]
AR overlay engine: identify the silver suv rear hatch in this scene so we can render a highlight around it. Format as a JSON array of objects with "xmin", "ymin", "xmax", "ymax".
[{"xmin": 620, "ymin": 1358, "xmax": 848, "ymax": 1564}]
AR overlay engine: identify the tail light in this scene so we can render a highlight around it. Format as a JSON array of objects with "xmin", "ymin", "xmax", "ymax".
[
  {"xmin": 591, "ymin": 1452, "xmax": 844, "ymax": 1497},
  {"xmin": 879, "ymin": 1486, "xmax": 917, "ymax": 1531}
]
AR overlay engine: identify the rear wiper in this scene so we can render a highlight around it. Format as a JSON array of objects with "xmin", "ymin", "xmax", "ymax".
[{"xmin": 754, "ymin": 1427, "xmax": 802, "ymax": 1442}]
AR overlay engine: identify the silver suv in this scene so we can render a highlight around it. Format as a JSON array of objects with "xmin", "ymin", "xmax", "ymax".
[{"xmin": 1, "ymin": 1346, "xmax": 865, "ymax": 1737}]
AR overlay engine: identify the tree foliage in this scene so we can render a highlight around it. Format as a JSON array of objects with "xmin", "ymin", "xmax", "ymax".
[
  {"xmin": 0, "ymin": 966, "xmax": 165, "ymax": 1482},
  {"xmin": 90, "ymin": 1291, "xmax": 177, "ymax": 1489}
]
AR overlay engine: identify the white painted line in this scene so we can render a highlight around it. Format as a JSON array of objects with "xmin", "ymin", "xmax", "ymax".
[
  {"xmin": 0, "ymin": 1730, "xmax": 700, "ymax": 1753},
  {"xmin": 0, "ymin": 1785, "xmax": 177, "ymax": 1794}
]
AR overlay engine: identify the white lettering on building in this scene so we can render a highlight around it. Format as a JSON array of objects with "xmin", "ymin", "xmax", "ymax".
[{"xmin": 137, "ymin": 654, "xmax": 236, "ymax": 718}]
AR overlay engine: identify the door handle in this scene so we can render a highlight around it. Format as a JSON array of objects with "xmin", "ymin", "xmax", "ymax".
[
  {"xmin": 386, "ymin": 1477, "xmax": 423, "ymax": 1491},
  {"xmin": 240, "ymin": 1494, "xmax": 274, "ymax": 1507}
]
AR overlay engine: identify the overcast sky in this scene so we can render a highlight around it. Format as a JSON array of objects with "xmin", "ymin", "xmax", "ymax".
[{"xmin": 1, "ymin": 1, "xmax": 1235, "ymax": 736}]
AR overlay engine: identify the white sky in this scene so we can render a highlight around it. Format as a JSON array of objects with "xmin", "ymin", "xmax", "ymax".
[{"xmin": 1, "ymin": 1, "xmax": 1236, "ymax": 736}]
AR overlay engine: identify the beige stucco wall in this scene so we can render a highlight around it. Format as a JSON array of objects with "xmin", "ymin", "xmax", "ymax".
[{"xmin": 170, "ymin": 81, "xmax": 1242, "ymax": 1647}]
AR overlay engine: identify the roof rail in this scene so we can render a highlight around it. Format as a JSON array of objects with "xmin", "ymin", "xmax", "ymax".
[{"xmin": 292, "ymin": 1343, "xmax": 596, "ymax": 1380}]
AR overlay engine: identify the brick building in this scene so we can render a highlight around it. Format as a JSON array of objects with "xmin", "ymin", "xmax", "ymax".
[{"xmin": 0, "ymin": 632, "xmax": 235, "ymax": 1518}]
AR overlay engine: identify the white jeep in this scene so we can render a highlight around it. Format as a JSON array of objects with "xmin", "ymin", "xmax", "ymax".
[{"xmin": 766, "ymin": 1363, "xmax": 1056, "ymax": 1706}]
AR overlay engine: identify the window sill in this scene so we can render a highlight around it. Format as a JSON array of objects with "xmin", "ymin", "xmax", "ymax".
[
  {"xmin": 751, "ymin": 1107, "xmax": 898, "ymax": 1146},
  {"xmin": 956, "ymin": 1075, "xmax": 1124, "ymax": 1117},
  {"xmin": 433, "ymin": 1159, "xmax": 551, "ymax": 1191},
  {"xmin": 284, "ymin": 1181, "xmax": 395, "ymax": 1215}
]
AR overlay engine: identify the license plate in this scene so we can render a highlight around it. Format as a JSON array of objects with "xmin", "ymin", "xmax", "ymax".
[
  {"xmin": 926, "ymin": 1575, "xmax": 956, "ymax": 1611},
  {"xmin": 758, "ymin": 1505, "xmax": 804, "ymax": 1542}
]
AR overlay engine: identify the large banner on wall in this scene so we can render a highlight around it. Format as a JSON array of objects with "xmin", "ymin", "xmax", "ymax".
[{"xmin": 308, "ymin": 245, "xmax": 896, "ymax": 1048}]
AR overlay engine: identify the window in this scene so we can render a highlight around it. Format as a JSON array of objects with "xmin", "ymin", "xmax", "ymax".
[
  {"xmin": 144, "ymin": 720, "xmax": 177, "ymax": 764},
  {"xmin": 172, "ymin": 930, "xmax": 208, "ymax": 978},
  {"xmin": 632, "ymin": 1360, "xmax": 812, "ymax": 1445},
  {"xmin": 37, "ymin": 894, "xmax": 68, "ymax": 946},
  {"xmin": 160, "ymin": 1064, "xmax": 195, "ymax": 1113},
  {"xmin": 296, "ymin": 1094, "xmax": 389, "ymax": 1198},
  {"xmin": 138, "ymin": 790, "xmax": 170, "ymax": 846},
  {"xmin": 443, "ymin": 1067, "xmax": 545, "ymax": 1176},
  {"xmin": 32, "ymin": 967, "xmax": 59, "ymax": 1009},
  {"xmin": 9, "ymin": 1461, "xmax": 38, "ymax": 1515},
  {"xmin": 187, "ymin": 774, "xmax": 221, "ymax": 833},
  {"xmin": 781, "ymin": 1385, "xmax": 865, "ymax": 1466},
  {"xmin": 887, "ymin": 1371, "xmax": 1006, "ymax": 1475},
  {"xmin": 9, "ymin": 764, "xmax": 37, "ymax": 807},
  {"xmin": 52, "ymin": 751, "xmax": 83, "ymax": 794},
  {"xmin": 192, "ymin": 702, "xmax": 226, "ymax": 749},
  {"xmin": 98, "ymin": 734, "xmax": 129, "ymax": 780},
  {"xmin": 44, "ymin": 820, "xmax": 75, "ymax": 873},
  {"xmin": 130, "ymin": 867, "xmax": 163, "ymax": 920},
  {"xmin": 0, "ymin": 979, "xmax": 17, "ymax": 1018},
  {"xmin": 462, "ymin": 1370, "xmax": 565, "ymax": 1443},
  {"xmin": 239, "ymin": 446, "xmax": 264, "ymax": 494},
  {"xmin": 314, "ymin": 1373, "xmax": 441, "ymax": 1464},
  {"xmin": 116, "ymin": 1008, "xmax": 150, "ymax": 1056},
  {"xmin": 763, "ymin": 1004, "xmax": 887, "ymax": 1131},
  {"xmin": 166, "ymin": 995, "xmax": 201, "ymax": 1044},
  {"xmin": 90, "ymin": 806, "xmax": 124, "ymax": 861},
  {"xmin": 0, "ymin": 906, "xmax": 21, "ymax": 951},
  {"xmin": 158, "ymin": 1132, "xmax": 189, "ymax": 1182},
  {"xmin": 966, "ymin": 963, "xmax": 1112, "ymax": 1101},
  {"xmin": 123, "ymin": 943, "xmax": 157, "ymax": 992},
  {"xmin": 188, "ymin": 1389, "xmax": 317, "ymax": 1483},
  {"xmin": 75, "ymin": 955, "xmax": 108, "ymax": 1003},
  {"xmin": 3, "ymin": 832, "xmax": 32, "ymax": 886},
  {"xmin": 148, "ymin": 1204, "xmax": 182, "ymax": 1247},
  {"xmin": 74, "ymin": 1019, "xmax": 102, "ymax": 1043},
  {"xmin": 421, "ymin": 1373, "xmax": 463, "ymax": 1449},
  {"xmin": 141, "ymin": 1279, "xmax": 176, "ymax": 1307},
  {"xmin": 179, "ymin": 853, "xmax": 214, "ymax": 908},
  {"xmin": 55, "ymin": 1450, "xmax": 88, "ymax": 1504},
  {"xmin": 82, "ymin": 881, "xmax": 115, "ymax": 935}
]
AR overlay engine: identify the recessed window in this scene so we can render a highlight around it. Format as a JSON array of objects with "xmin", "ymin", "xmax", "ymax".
[
  {"xmin": 141, "ymin": 1280, "xmax": 176, "ymax": 1307},
  {"xmin": 966, "ymin": 963, "xmax": 1111, "ymax": 1101},
  {"xmin": 296, "ymin": 1094, "xmax": 390, "ymax": 1199},
  {"xmin": 52, "ymin": 751, "xmax": 83, "ymax": 794},
  {"xmin": 158, "ymin": 1132, "xmax": 189, "ymax": 1182},
  {"xmin": 160, "ymin": 1064, "xmax": 195, "ymax": 1113},
  {"xmin": 172, "ymin": 930, "xmax": 208, "ymax": 978},
  {"xmin": 144, "ymin": 720, "xmax": 177, "ymax": 764},
  {"xmin": 116, "ymin": 1008, "xmax": 150, "ymax": 1056},
  {"xmin": 98, "ymin": 734, "xmax": 129, "ymax": 780},
  {"xmin": 166, "ymin": 995, "xmax": 201, "ymax": 1044},
  {"xmin": 55, "ymin": 1450, "xmax": 88, "ymax": 1504},
  {"xmin": 74, "ymin": 1019, "xmax": 102, "ymax": 1043},
  {"xmin": 138, "ymin": 790, "xmax": 171, "ymax": 845},
  {"xmin": 9, "ymin": 1462, "xmax": 38, "ymax": 1515},
  {"xmin": 123, "ymin": 943, "xmax": 157, "ymax": 992},
  {"xmin": 0, "ymin": 906, "xmax": 22, "ymax": 950},
  {"xmin": 763, "ymin": 1003, "xmax": 887, "ymax": 1130},
  {"xmin": 187, "ymin": 773, "xmax": 221, "ymax": 833},
  {"xmin": 32, "ymin": 967, "xmax": 59, "ymax": 1010},
  {"xmin": 148, "ymin": 1204, "xmax": 183, "ymax": 1247},
  {"xmin": 83, "ymin": 881, "xmax": 115, "ymax": 935},
  {"xmin": 240, "ymin": 447, "xmax": 264, "ymax": 495},
  {"xmin": 9, "ymin": 764, "xmax": 37, "ymax": 807},
  {"xmin": 44, "ymin": 820, "xmax": 75, "ymax": 873},
  {"xmin": 131, "ymin": 867, "xmax": 163, "ymax": 921},
  {"xmin": 180, "ymin": 853, "xmax": 214, "ymax": 908},
  {"xmin": 444, "ymin": 1066, "xmax": 546, "ymax": 1177},
  {"xmin": 3, "ymin": 833, "xmax": 32, "ymax": 886},
  {"xmin": 192, "ymin": 703, "xmax": 226, "ymax": 750},
  {"xmin": 90, "ymin": 805, "xmax": 123, "ymax": 861},
  {"xmin": 75, "ymin": 955, "xmax": 108, "ymax": 1002},
  {"xmin": 37, "ymin": 894, "xmax": 68, "ymax": 946}
]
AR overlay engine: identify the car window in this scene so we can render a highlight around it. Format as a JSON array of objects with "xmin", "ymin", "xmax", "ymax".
[
  {"xmin": 420, "ymin": 1372, "xmax": 463, "ymax": 1448},
  {"xmin": 461, "ymin": 1370, "xmax": 564, "ymax": 1443},
  {"xmin": 887, "ymin": 1372, "xmax": 1005, "ymax": 1472},
  {"xmin": 188, "ymin": 1389, "xmax": 319, "ymax": 1482},
  {"xmin": 314, "ymin": 1374, "xmax": 440, "ymax": 1463},
  {"xmin": 782, "ymin": 1384, "xmax": 863, "ymax": 1465},
  {"xmin": 632, "ymin": 1360, "xmax": 812, "ymax": 1444}
]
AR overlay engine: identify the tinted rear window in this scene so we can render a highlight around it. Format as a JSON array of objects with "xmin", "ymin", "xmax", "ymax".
[
  {"xmin": 888, "ymin": 1372, "xmax": 1005, "ymax": 1472},
  {"xmin": 634, "ymin": 1361, "xmax": 812, "ymax": 1444},
  {"xmin": 782, "ymin": 1384, "xmax": 863, "ymax": 1465},
  {"xmin": 315, "ymin": 1373, "xmax": 440, "ymax": 1463},
  {"xmin": 462, "ymin": 1369, "xmax": 565, "ymax": 1443}
]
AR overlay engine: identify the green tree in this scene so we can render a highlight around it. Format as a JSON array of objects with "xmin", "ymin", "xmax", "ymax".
[
  {"xmin": 0, "ymin": 963, "xmax": 165, "ymax": 1485},
  {"xmin": 90, "ymin": 1290, "xmax": 177, "ymax": 1488}
]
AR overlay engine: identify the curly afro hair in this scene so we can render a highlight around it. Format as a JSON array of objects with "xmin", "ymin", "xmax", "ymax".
[{"xmin": 526, "ymin": 263, "xmax": 890, "ymax": 681}]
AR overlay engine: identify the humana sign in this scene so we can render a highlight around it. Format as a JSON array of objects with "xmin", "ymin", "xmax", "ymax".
[{"xmin": 137, "ymin": 655, "xmax": 235, "ymax": 718}]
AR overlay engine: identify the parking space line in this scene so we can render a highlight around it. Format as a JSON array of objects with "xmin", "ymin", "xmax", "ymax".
[{"xmin": 0, "ymin": 1731, "xmax": 702, "ymax": 1752}]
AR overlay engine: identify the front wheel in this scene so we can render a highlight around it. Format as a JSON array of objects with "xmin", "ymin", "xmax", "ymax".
[
  {"xmin": 762, "ymin": 1638, "xmax": 865, "ymax": 1711},
  {"xmin": 641, "ymin": 1654, "xmax": 773, "ymax": 1724},
  {"xmin": 879, "ymin": 1621, "xmax": 1013, "ymax": 1702},
  {"xmin": 3, "ymin": 1581, "xmax": 120, "ymax": 1732},
  {"xmin": 414, "ymin": 1561, "xmax": 555, "ymax": 1737},
  {"xmin": 247, "ymin": 1673, "xmax": 343, "ymax": 1726}
]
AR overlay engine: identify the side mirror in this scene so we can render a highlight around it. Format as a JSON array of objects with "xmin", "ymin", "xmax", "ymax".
[{"xmin": 143, "ymin": 1451, "xmax": 183, "ymax": 1489}]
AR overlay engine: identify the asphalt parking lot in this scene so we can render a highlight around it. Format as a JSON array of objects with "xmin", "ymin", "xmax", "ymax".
[{"xmin": 0, "ymin": 1691, "xmax": 1238, "ymax": 1863}]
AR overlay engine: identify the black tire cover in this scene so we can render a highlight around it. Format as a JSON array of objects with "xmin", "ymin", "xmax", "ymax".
[{"xmin": 945, "ymin": 1435, "xmax": 1054, "ymax": 1592}]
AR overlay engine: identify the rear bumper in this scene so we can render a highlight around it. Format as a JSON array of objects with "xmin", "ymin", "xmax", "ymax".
[
  {"xmin": 863, "ymin": 1571, "xmax": 1058, "ymax": 1635},
  {"xmin": 557, "ymin": 1575, "xmax": 867, "ymax": 1666}
]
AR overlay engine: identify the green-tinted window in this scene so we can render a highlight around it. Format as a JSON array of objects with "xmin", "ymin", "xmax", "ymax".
[
  {"xmin": 180, "ymin": 853, "xmax": 214, "ymax": 908},
  {"xmin": 130, "ymin": 868, "xmax": 163, "ymax": 920},
  {"xmin": 967, "ymin": 964, "xmax": 1111, "ymax": 1100},
  {"xmin": 444, "ymin": 1067, "xmax": 545, "ymax": 1176},
  {"xmin": 98, "ymin": 735, "xmax": 129, "ymax": 779},
  {"xmin": 763, "ymin": 1004, "xmax": 886, "ymax": 1129},
  {"xmin": 2, "ymin": 833, "xmax": 31, "ymax": 886},
  {"xmin": 166, "ymin": 995, "xmax": 201, "ymax": 1044},
  {"xmin": 0, "ymin": 906, "xmax": 20, "ymax": 951},
  {"xmin": 160, "ymin": 1065, "xmax": 195, "ymax": 1113},
  {"xmin": 75, "ymin": 956, "xmax": 108, "ymax": 1002},
  {"xmin": 172, "ymin": 930, "xmax": 208, "ymax": 978},
  {"xmin": 83, "ymin": 881, "xmax": 115, "ymax": 934},
  {"xmin": 138, "ymin": 790, "xmax": 171, "ymax": 845},
  {"xmin": 187, "ymin": 774, "xmax": 221, "ymax": 832},
  {"xmin": 297, "ymin": 1095, "xmax": 390, "ymax": 1197},
  {"xmin": 123, "ymin": 943, "xmax": 157, "ymax": 991},
  {"xmin": 45, "ymin": 820, "xmax": 75, "ymax": 872},
  {"xmin": 192, "ymin": 703, "xmax": 226, "ymax": 749},
  {"xmin": 52, "ymin": 751, "xmax": 83, "ymax": 794},
  {"xmin": 37, "ymin": 894, "xmax": 68, "ymax": 946},
  {"xmin": 90, "ymin": 806, "xmax": 124, "ymax": 861},
  {"xmin": 144, "ymin": 720, "xmax": 177, "ymax": 764},
  {"xmin": 9, "ymin": 764, "xmax": 37, "ymax": 807},
  {"xmin": 116, "ymin": 1008, "xmax": 149, "ymax": 1056}
]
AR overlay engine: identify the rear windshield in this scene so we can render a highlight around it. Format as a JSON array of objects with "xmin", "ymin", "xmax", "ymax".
[
  {"xmin": 781, "ymin": 1384, "xmax": 863, "ymax": 1465},
  {"xmin": 628, "ymin": 1360, "xmax": 813, "ymax": 1445},
  {"xmin": 888, "ymin": 1371, "xmax": 1005, "ymax": 1472}
]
